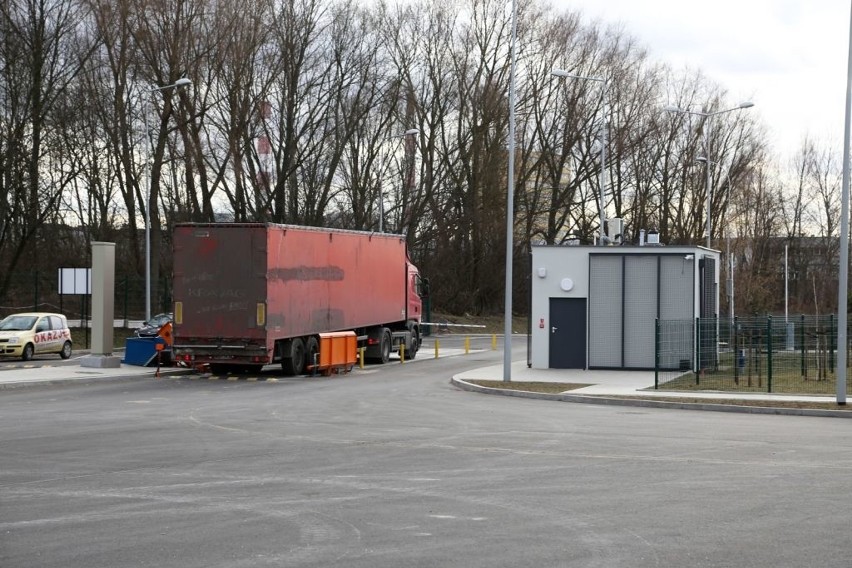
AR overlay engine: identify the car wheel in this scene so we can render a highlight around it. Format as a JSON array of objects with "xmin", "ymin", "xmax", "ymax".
[
  {"xmin": 59, "ymin": 341, "xmax": 72, "ymax": 359},
  {"xmin": 21, "ymin": 343, "xmax": 34, "ymax": 361}
]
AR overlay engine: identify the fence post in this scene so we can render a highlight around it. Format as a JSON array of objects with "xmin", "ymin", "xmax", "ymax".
[
  {"xmin": 123, "ymin": 275, "xmax": 129, "ymax": 327},
  {"xmin": 767, "ymin": 315, "xmax": 773, "ymax": 393},
  {"xmin": 695, "ymin": 317, "xmax": 701, "ymax": 385},
  {"xmin": 830, "ymin": 314, "xmax": 836, "ymax": 371},
  {"xmin": 800, "ymin": 314, "xmax": 806, "ymax": 379},
  {"xmin": 714, "ymin": 315, "xmax": 719, "ymax": 371},
  {"xmin": 734, "ymin": 316, "xmax": 740, "ymax": 384},
  {"xmin": 654, "ymin": 318, "xmax": 660, "ymax": 390}
]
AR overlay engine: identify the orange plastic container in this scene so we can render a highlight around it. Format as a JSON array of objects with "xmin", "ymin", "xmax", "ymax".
[{"xmin": 317, "ymin": 332, "xmax": 357, "ymax": 375}]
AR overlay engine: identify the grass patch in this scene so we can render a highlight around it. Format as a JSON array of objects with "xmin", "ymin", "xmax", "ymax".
[
  {"xmin": 660, "ymin": 371, "xmax": 845, "ymax": 395},
  {"xmin": 599, "ymin": 396, "xmax": 852, "ymax": 412},
  {"xmin": 71, "ymin": 327, "xmax": 137, "ymax": 350},
  {"xmin": 429, "ymin": 312, "xmax": 527, "ymax": 335},
  {"xmin": 467, "ymin": 380, "xmax": 592, "ymax": 394},
  {"xmin": 655, "ymin": 350, "xmax": 847, "ymax": 395}
]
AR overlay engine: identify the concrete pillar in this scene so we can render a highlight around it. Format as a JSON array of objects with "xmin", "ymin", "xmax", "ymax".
[{"xmin": 81, "ymin": 242, "xmax": 121, "ymax": 368}]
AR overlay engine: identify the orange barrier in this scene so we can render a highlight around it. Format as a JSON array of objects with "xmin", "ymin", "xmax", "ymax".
[{"xmin": 316, "ymin": 332, "xmax": 357, "ymax": 375}]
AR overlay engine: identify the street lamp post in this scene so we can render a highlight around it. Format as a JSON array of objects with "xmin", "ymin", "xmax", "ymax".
[
  {"xmin": 836, "ymin": 3, "xmax": 852, "ymax": 405},
  {"xmin": 143, "ymin": 77, "xmax": 191, "ymax": 322},
  {"xmin": 665, "ymin": 101, "xmax": 754, "ymax": 248},
  {"xmin": 552, "ymin": 69, "xmax": 608, "ymax": 245},
  {"xmin": 379, "ymin": 128, "xmax": 419, "ymax": 233},
  {"xmin": 504, "ymin": 0, "xmax": 518, "ymax": 381},
  {"xmin": 697, "ymin": 156, "xmax": 735, "ymax": 319}
]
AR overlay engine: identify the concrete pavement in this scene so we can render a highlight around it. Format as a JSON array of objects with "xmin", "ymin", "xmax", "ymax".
[
  {"xmin": 0, "ymin": 354, "xmax": 190, "ymax": 389},
  {"xmin": 2, "ymin": 351, "xmax": 850, "ymax": 417}
]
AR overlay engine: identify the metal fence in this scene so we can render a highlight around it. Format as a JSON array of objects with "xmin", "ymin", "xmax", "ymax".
[
  {"xmin": 0, "ymin": 271, "xmax": 172, "ymax": 324},
  {"xmin": 655, "ymin": 315, "xmax": 848, "ymax": 394}
]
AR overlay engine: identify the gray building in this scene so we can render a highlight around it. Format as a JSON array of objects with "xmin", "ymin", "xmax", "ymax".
[{"xmin": 529, "ymin": 243, "xmax": 720, "ymax": 370}]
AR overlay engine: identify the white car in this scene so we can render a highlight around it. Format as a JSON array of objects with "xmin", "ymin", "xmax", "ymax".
[{"xmin": 0, "ymin": 312, "xmax": 73, "ymax": 361}]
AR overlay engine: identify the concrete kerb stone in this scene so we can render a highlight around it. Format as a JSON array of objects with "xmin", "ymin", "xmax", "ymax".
[
  {"xmin": 0, "ymin": 368, "xmax": 194, "ymax": 391},
  {"xmin": 449, "ymin": 377, "xmax": 852, "ymax": 419}
]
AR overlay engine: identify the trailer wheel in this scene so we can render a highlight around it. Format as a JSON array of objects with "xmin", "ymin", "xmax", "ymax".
[
  {"xmin": 305, "ymin": 336, "xmax": 319, "ymax": 373},
  {"xmin": 281, "ymin": 338, "xmax": 306, "ymax": 376},
  {"xmin": 379, "ymin": 329, "xmax": 391, "ymax": 364},
  {"xmin": 209, "ymin": 364, "xmax": 230, "ymax": 375}
]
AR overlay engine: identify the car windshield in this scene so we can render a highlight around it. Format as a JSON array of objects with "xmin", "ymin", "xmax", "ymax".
[
  {"xmin": 0, "ymin": 315, "xmax": 37, "ymax": 331},
  {"xmin": 146, "ymin": 314, "xmax": 172, "ymax": 327}
]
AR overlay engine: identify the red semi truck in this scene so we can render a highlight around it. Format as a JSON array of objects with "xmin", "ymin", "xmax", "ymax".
[{"xmin": 171, "ymin": 223, "xmax": 426, "ymax": 375}]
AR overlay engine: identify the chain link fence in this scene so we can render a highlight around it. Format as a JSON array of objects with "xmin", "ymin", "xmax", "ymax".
[
  {"xmin": 655, "ymin": 315, "xmax": 848, "ymax": 394},
  {"xmin": 0, "ymin": 271, "xmax": 172, "ymax": 325}
]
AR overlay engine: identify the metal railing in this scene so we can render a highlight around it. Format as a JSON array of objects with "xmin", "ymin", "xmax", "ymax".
[{"xmin": 655, "ymin": 315, "xmax": 848, "ymax": 394}]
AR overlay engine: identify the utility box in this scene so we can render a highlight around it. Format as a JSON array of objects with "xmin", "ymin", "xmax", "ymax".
[
  {"xmin": 316, "ymin": 332, "xmax": 357, "ymax": 375},
  {"xmin": 530, "ymin": 244, "xmax": 720, "ymax": 370}
]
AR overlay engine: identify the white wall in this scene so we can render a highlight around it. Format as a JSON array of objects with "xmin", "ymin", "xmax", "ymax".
[
  {"xmin": 530, "ymin": 245, "xmax": 720, "ymax": 370},
  {"xmin": 529, "ymin": 247, "xmax": 589, "ymax": 369}
]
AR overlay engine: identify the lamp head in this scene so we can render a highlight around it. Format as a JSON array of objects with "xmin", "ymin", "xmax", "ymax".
[
  {"xmin": 174, "ymin": 77, "xmax": 192, "ymax": 88},
  {"xmin": 738, "ymin": 101, "xmax": 754, "ymax": 109}
]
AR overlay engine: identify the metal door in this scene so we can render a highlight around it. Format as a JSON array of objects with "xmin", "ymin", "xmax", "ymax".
[{"xmin": 549, "ymin": 298, "xmax": 587, "ymax": 369}]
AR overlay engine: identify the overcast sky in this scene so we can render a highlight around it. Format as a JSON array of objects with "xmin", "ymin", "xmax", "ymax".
[{"xmin": 553, "ymin": 0, "xmax": 850, "ymax": 159}]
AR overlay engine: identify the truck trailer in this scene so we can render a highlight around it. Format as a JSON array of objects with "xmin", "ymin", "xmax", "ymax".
[{"xmin": 171, "ymin": 223, "xmax": 426, "ymax": 375}]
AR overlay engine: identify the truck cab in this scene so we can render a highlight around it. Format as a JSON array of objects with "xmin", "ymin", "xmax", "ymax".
[{"xmin": 408, "ymin": 261, "xmax": 425, "ymax": 323}]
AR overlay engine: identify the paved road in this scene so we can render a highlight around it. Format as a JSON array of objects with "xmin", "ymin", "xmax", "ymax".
[{"xmin": 2, "ymin": 341, "xmax": 852, "ymax": 567}]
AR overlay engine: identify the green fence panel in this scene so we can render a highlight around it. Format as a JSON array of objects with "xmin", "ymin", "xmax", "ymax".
[{"xmin": 655, "ymin": 315, "xmax": 849, "ymax": 395}]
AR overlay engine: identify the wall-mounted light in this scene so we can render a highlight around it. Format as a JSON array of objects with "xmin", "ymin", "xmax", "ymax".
[
  {"xmin": 537, "ymin": 267, "xmax": 547, "ymax": 278},
  {"xmin": 560, "ymin": 278, "xmax": 574, "ymax": 291}
]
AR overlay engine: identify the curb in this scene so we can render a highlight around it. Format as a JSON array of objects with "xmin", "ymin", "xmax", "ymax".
[
  {"xmin": 450, "ymin": 377, "xmax": 852, "ymax": 419},
  {"xmin": 0, "ymin": 368, "xmax": 194, "ymax": 390}
]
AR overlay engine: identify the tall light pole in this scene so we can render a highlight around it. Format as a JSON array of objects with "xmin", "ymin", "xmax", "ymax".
[
  {"xmin": 143, "ymin": 77, "xmax": 191, "ymax": 322},
  {"xmin": 697, "ymin": 156, "xmax": 734, "ymax": 316},
  {"xmin": 379, "ymin": 128, "xmax": 419, "ymax": 233},
  {"xmin": 552, "ymin": 69, "xmax": 608, "ymax": 245},
  {"xmin": 665, "ymin": 101, "xmax": 754, "ymax": 248},
  {"xmin": 836, "ymin": 2, "xmax": 852, "ymax": 405},
  {"xmin": 503, "ymin": 0, "xmax": 518, "ymax": 382}
]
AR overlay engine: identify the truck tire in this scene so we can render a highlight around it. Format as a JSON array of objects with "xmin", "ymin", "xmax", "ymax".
[
  {"xmin": 407, "ymin": 330, "xmax": 419, "ymax": 360},
  {"xmin": 305, "ymin": 336, "xmax": 319, "ymax": 373},
  {"xmin": 365, "ymin": 327, "xmax": 392, "ymax": 364},
  {"xmin": 379, "ymin": 329, "xmax": 391, "ymax": 364},
  {"xmin": 281, "ymin": 338, "xmax": 306, "ymax": 376}
]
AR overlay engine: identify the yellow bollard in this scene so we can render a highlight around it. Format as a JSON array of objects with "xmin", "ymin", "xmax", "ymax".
[
  {"xmin": 359, "ymin": 347, "xmax": 366, "ymax": 369},
  {"xmin": 465, "ymin": 336, "xmax": 470, "ymax": 354},
  {"xmin": 435, "ymin": 339, "xmax": 439, "ymax": 359},
  {"xmin": 400, "ymin": 343, "xmax": 405, "ymax": 363},
  {"xmin": 492, "ymin": 334, "xmax": 497, "ymax": 350}
]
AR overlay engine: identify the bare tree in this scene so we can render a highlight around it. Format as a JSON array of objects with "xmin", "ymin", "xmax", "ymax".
[{"xmin": 0, "ymin": 0, "xmax": 95, "ymax": 300}]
